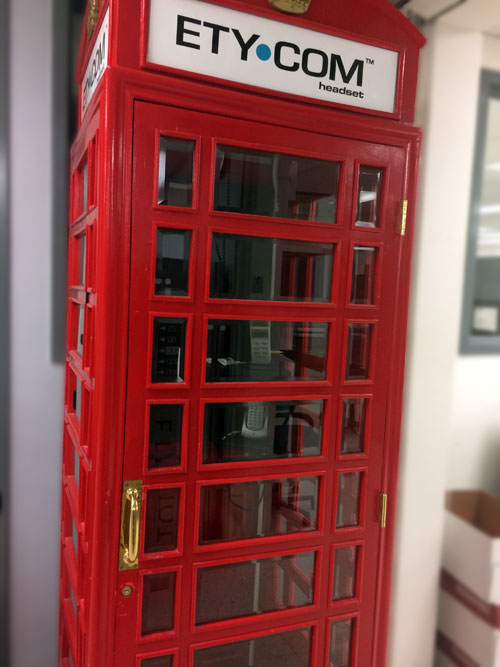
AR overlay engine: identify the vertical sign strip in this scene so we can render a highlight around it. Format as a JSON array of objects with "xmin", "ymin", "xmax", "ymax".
[{"xmin": 81, "ymin": 8, "xmax": 110, "ymax": 118}]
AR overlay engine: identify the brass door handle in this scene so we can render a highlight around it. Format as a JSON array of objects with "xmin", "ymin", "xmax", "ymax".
[{"xmin": 119, "ymin": 481, "xmax": 142, "ymax": 570}]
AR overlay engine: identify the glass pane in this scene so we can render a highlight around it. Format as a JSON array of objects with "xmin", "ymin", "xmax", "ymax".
[
  {"xmin": 144, "ymin": 488, "xmax": 180, "ymax": 554},
  {"xmin": 148, "ymin": 404, "xmax": 183, "ymax": 469},
  {"xmin": 336, "ymin": 473, "xmax": 362, "ymax": 528},
  {"xmin": 329, "ymin": 618, "xmax": 354, "ymax": 667},
  {"xmin": 350, "ymin": 247, "xmax": 377, "ymax": 305},
  {"xmin": 470, "ymin": 98, "xmax": 500, "ymax": 338},
  {"xmin": 193, "ymin": 626, "xmax": 313, "ymax": 667},
  {"xmin": 214, "ymin": 145, "xmax": 340, "ymax": 223},
  {"xmin": 155, "ymin": 228, "xmax": 191, "ymax": 296},
  {"xmin": 141, "ymin": 571, "xmax": 176, "ymax": 635},
  {"xmin": 210, "ymin": 233, "xmax": 334, "ymax": 302},
  {"xmin": 77, "ymin": 305, "xmax": 85, "ymax": 356},
  {"xmin": 355, "ymin": 166, "xmax": 383, "ymax": 228},
  {"xmin": 83, "ymin": 163, "xmax": 88, "ymax": 212},
  {"xmin": 141, "ymin": 656, "xmax": 173, "ymax": 667},
  {"xmin": 345, "ymin": 323, "xmax": 373, "ymax": 381},
  {"xmin": 75, "ymin": 377, "xmax": 82, "ymax": 421},
  {"xmin": 340, "ymin": 398, "xmax": 367, "ymax": 455},
  {"xmin": 73, "ymin": 449, "xmax": 80, "ymax": 487},
  {"xmin": 206, "ymin": 320, "xmax": 328, "ymax": 382},
  {"xmin": 203, "ymin": 399, "xmax": 323, "ymax": 464},
  {"xmin": 158, "ymin": 137, "xmax": 195, "ymax": 207},
  {"xmin": 199, "ymin": 476, "xmax": 319, "ymax": 545},
  {"xmin": 72, "ymin": 517, "xmax": 78, "ymax": 554},
  {"xmin": 333, "ymin": 546, "xmax": 359, "ymax": 601},
  {"xmin": 79, "ymin": 233, "xmax": 86, "ymax": 286},
  {"xmin": 152, "ymin": 318, "xmax": 187, "ymax": 383},
  {"xmin": 195, "ymin": 551, "xmax": 315, "ymax": 625}
]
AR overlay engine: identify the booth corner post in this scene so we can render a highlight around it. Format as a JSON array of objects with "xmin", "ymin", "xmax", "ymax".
[{"xmin": 58, "ymin": 0, "xmax": 424, "ymax": 665}]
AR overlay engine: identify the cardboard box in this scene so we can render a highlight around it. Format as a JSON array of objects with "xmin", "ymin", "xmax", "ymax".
[{"xmin": 443, "ymin": 491, "xmax": 500, "ymax": 604}]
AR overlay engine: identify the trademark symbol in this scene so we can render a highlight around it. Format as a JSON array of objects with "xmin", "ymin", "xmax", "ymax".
[{"xmin": 366, "ymin": 58, "xmax": 375, "ymax": 65}]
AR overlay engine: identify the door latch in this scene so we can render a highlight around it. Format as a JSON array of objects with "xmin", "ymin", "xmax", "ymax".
[{"xmin": 119, "ymin": 481, "xmax": 142, "ymax": 570}]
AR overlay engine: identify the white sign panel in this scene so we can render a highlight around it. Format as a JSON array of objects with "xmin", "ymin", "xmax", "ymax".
[
  {"xmin": 148, "ymin": 0, "xmax": 399, "ymax": 114},
  {"xmin": 82, "ymin": 9, "xmax": 110, "ymax": 118}
]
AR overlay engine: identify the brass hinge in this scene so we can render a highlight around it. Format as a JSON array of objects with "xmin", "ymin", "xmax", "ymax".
[
  {"xmin": 399, "ymin": 200, "xmax": 408, "ymax": 236},
  {"xmin": 119, "ymin": 480, "xmax": 142, "ymax": 570},
  {"xmin": 380, "ymin": 493, "xmax": 388, "ymax": 528}
]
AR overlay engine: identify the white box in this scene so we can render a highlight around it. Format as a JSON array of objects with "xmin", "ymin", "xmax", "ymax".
[
  {"xmin": 443, "ymin": 491, "xmax": 500, "ymax": 604},
  {"xmin": 438, "ymin": 590, "xmax": 500, "ymax": 667}
]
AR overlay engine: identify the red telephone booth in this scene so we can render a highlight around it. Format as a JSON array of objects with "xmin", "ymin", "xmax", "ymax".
[{"xmin": 59, "ymin": 1, "xmax": 424, "ymax": 665}]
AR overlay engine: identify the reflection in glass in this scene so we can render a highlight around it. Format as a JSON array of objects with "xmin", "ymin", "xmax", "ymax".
[
  {"xmin": 350, "ymin": 247, "xmax": 377, "ymax": 305},
  {"xmin": 210, "ymin": 233, "xmax": 334, "ymax": 302},
  {"xmin": 72, "ymin": 517, "xmax": 78, "ymax": 554},
  {"xmin": 345, "ymin": 323, "xmax": 373, "ymax": 381},
  {"xmin": 193, "ymin": 627, "xmax": 313, "ymax": 667},
  {"xmin": 203, "ymin": 399, "xmax": 323, "ymax": 464},
  {"xmin": 141, "ymin": 656, "xmax": 173, "ymax": 667},
  {"xmin": 148, "ymin": 404, "xmax": 183, "ymax": 469},
  {"xmin": 77, "ymin": 305, "xmax": 85, "ymax": 355},
  {"xmin": 141, "ymin": 571, "xmax": 176, "ymax": 635},
  {"xmin": 198, "ymin": 476, "xmax": 319, "ymax": 545},
  {"xmin": 158, "ymin": 137, "xmax": 195, "ymax": 207},
  {"xmin": 75, "ymin": 377, "xmax": 82, "ymax": 421},
  {"xmin": 155, "ymin": 228, "xmax": 191, "ymax": 296},
  {"xmin": 340, "ymin": 398, "xmax": 367, "ymax": 455},
  {"xmin": 144, "ymin": 488, "xmax": 180, "ymax": 554},
  {"xmin": 336, "ymin": 473, "xmax": 362, "ymax": 528},
  {"xmin": 195, "ymin": 551, "xmax": 315, "ymax": 624},
  {"xmin": 214, "ymin": 145, "xmax": 340, "ymax": 223},
  {"xmin": 206, "ymin": 320, "xmax": 328, "ymax": 382},
  {"xmin": 82, "ymin": 163, "xmax": 88, "ymax": 212},
  {"xmin": 333, "ymin": 546, "xmax": 359, "ymax": 601},
  {"xmin": 355, "ymin": 166, "xmax": 383, "ymax": 228},
  {"xmin": 330, "ymin": 618, "xmax": 354, "ymax": 667},
  {"xmin": 152, "ymin": 318, "xmax": 186, "ymax": 383}
]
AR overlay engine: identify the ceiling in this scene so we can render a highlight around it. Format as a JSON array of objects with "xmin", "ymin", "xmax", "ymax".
[{"xmin": 391, "ymin": 0, "xmax": 500, "ymax": 37}]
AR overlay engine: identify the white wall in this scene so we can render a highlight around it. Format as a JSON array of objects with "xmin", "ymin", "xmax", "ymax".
[
  {"xmin": 9, "ymin": 1, "xmax": 64, "ymax": 666},
  {"xmin": 388, "ymin": 24, "xmax": 484, "ymax": 667}
]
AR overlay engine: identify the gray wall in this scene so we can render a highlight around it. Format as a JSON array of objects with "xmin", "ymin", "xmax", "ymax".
[{"xmin": 9, "ymin": 0, "xmax": 65, "ymax": 665}]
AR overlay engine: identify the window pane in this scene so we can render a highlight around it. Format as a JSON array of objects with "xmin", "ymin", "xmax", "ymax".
[
  {"xmin": 141, "ymin": 656, "xmax": 173, "ymax": 667},
  {"xmin": 214, "ymin": 145, "xmax": 339, "ymax": 223},
  {"xmin": 355, "ymin": 166, "xmax": 383, "ymax": 228},
  {"xmin": 79, "ymin": 233, "xmax": 86, "ymax": 286},
  {"xmin": 152, "ymin": 318, "xmax": 186, "ymax": 383},
  {"xmin": 340, "ymin": 398, "xmax": 367, "ymax": 455},
  {"xmin": 206, "ymin": 320, "xmax": 328, "ymax": 382},
  {"xmin": 199, "ymin": 476, "xmax": 319, "ymax": 545},
  {"xmin": 329, "ymin": 618, "xmax": 354, "ymax": 667},
  {"xmin": 75, "ymin": 377, "xmax": 82, "ymax": 421},
  {"xmin": 82, "ymin": 163, "xmax": 88, "ymax": 212},
  {"xmin": 158, "ymin": 137, "xmax": 195, "ymax": 207},
  {"xmin": 336, "ymin": 473, "xmax": 362, "ymax": 528},
  {"xmin": 193, "ymin": 627, "xmax": 313, "ymax": 667},
  {"xmin": 350, "ymin": 247, "xmax": 377, "ymax": 305},
  {"xmin": 155, "ymin": 228, "xmax": 191, "ymax": 296},
  {"xmin": 141, "ymin": 571, "xmax": 176, "ymax": 635},
  {"xmin": 144, "ymin": 488, "xmax": 180, "ymax": 554},
  {"xmin": 333, "ymin": 546, "xmax": 359, "ymax": 601},
  {"xmin": 203, "ymin": 399, "xmax": 323, "ymax": 464},
  {"xmin": 469, "ymin": 97, "xmax": 500, "ymax": 338},
  {"xmin": 77, "ymin": 305, "xmax": 85, "ymax": 356},
  {"xmin": 195, "ymin": 551, "xmax": 315, "ymax": 625},
  {"xmin": 210, "ymin": 233, "xmax": 333, "ymax": 302},
  {"xmin": 148, "ymin": 404, "xmax": 183, "ymax": 469},
  {"xmin": 345, "ymin": 323, "xmax": 373, "ymax": 381}
]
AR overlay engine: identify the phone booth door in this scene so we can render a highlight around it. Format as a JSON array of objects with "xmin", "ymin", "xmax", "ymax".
[{"xmin": 114, "ymin": 100, "xmax": 405, "ymax": 667}]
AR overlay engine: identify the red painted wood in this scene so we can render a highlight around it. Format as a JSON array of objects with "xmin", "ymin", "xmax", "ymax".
[{"xmin": 60, "ymin": 1, "xmax": 423, "ymax": 665}]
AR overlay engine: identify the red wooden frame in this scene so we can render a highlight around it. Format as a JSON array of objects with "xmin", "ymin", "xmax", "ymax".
[{"xmin": 60, "ymin": 1, "xmax": 423, "ymax": 665}]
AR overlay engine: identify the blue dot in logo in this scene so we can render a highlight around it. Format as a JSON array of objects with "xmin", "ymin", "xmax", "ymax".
[{"xmin": 256, "ymin": 44, "xmax": 272, "ymax": 61}]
